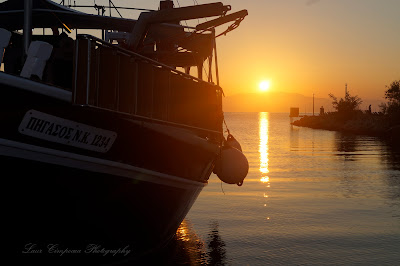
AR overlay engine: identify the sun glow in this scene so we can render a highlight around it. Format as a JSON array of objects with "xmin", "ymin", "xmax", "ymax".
[{"xmin": 259, "ymin": 80, "xmax": 271, "ymax": 92}]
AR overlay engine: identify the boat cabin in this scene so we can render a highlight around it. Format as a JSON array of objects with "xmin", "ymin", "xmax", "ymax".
[{"xmin": 0, "ymin": 0, "xmax": 247, "ymax": 133}]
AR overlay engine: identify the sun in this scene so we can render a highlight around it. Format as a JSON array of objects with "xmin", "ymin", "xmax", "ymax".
[{"xmin": 259, "ymin": 80, "xmax": 271, "ymax": 92}]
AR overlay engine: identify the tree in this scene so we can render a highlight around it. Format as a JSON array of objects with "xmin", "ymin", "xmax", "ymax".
[
  {"xmin": 385, "ymin": 80, "xmax": 400, "ymax": 104},
  {"xmin": 383, "ymin": 79, "xmax": 400, "ymax": 125},
  {"xmin": 329, "ymin": 91, "xmax": 363, "ymax": 114}
]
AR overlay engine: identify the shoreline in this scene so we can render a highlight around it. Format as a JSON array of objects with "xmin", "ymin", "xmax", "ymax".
[{"xmin": 291, "ymin": 112, "xmax": 395, "ymax": 138}]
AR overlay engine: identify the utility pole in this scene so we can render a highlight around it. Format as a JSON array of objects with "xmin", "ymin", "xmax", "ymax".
[{"xmin": 313, "ymin": 93, "xmax": 315, "ymax": 116}]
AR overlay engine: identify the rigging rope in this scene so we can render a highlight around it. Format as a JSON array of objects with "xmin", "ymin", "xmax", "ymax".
[
  {"xmin": 216, "ymin": 17, "xmax": 245, "ymax": 38},
  {"xmin": 223, "ymin": 117, "xmax": 230, "ymax": 136},
  {"xmin": 220, "ymin": 180, "xmax": 225, "ymax": 195}
]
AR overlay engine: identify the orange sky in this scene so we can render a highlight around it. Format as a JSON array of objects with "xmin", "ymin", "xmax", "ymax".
[
  {"xmin": 8, "ymin": 0, "xmax": 399, "ymax": 102},
  {"xmin": 119, "ymin": 0, "xmax": 399, "ymax": 100},
  {"xmin": 213, "ymin": 0, "xmax": 400, "ymax": 101}
]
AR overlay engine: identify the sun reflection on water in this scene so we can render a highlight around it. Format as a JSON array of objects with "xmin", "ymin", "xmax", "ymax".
[
  {"xmin": 259, "ymin": 112, "xmax": 269, "ymax": 179},
  {"xmin": 176, "ymin": 220, "xmax": 190, "ymax": 242},
  {"xmin": 259, "ymin": 112, "xmax": 271, "ymax": 203}
]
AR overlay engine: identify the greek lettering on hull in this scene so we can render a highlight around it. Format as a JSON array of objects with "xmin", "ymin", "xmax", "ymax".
[{"xmin": 19, "ymin": 110, "xmax": 117, "ymax": 152}]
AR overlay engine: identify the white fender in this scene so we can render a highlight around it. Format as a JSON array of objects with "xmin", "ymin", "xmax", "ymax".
[{"xmin": 214, "ymin": 146, "xmax": 248, "ymax": 186}]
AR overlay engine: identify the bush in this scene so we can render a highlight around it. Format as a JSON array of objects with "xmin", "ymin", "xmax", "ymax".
[
  {"xmin": 385, "ymin": 80, "xmax": 400, "ymax": 104},
  {"xmin": 383, "ymin": 79, "xmax": 400, "ymax": 126},
  {"xmin": 328, "ymin": 91, "xmax": 362, "ymax": 121}
]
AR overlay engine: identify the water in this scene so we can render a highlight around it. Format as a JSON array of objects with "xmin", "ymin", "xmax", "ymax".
[{"xmin": 174, "ymin": 112, "xmax": 400, "ymax": 265}]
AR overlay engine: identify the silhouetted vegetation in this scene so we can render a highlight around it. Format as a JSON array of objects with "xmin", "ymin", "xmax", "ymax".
[
  {"xmin": 380, "ymin": 80, "xmax": 400, "ymax": 126},
  {"xmin": 327, "ymin": 90, "xmax": 363, "ymax": 122},
  {"xmin": 329, "ymin": 91, "xmax": 363, "ymax": 114},
  {"xmin": 292, "ymin": 80, "xmax": 400, "ymax": 139}
]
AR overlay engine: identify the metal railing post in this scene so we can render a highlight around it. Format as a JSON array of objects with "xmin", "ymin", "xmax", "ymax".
[
  {"xmin": 116, "ymin": 53, "xmax": 120, "ymax": 111},
  {"xmin": 212, "ymin": 29, "xmax": 219, "ymax": 86},
  {"xmin": 86, "ymin": 39, "xmax": 91, "ymax": 105},
  {"xmin": 151, "ymin": 67, "xmax": 154, "ymax": 118},
  {"xmin": 96, "ymin": 43, "xmax": 100, "ymax": 106},
  {"xmin": 73, "ymin": 38, "xmax": 79, "ymax": 103},
  {"xmin": 134, "ymin": 61, "xmax": 138, "ymax": 115}
]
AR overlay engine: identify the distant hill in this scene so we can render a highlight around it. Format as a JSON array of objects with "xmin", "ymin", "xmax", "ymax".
[{"xmin": 222, "ymin": 91, "xmax": 385, "ymax": 113}]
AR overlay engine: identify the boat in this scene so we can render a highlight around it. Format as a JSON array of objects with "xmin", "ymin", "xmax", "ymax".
[{"xmin": 1, "ymin": 0, "xmax": 248, "ymax": 264}]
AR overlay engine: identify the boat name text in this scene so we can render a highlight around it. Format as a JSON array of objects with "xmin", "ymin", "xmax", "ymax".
[{"xmin": 18, "ymin": 110, "xmax": 117, "ymax": 152}]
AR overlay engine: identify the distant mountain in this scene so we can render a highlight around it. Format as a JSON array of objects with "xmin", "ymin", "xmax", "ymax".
[{"xmin": 222, "ymin": 91, "xmax": 385, "ymax": 113}]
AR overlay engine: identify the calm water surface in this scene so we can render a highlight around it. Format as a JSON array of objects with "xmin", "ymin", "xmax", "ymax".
[{"xmin": 173, "ymin": 112, "xmax": 400, "ymax": 265}]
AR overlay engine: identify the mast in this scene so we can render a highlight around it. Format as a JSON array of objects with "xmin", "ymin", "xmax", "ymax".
[{"xmin": 23, "ymin": 0, "xmax": 33, "ymax": 57}]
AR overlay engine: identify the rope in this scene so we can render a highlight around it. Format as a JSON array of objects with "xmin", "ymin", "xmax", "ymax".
[
  {"xmin": 42, "ymin": 0, "xmax": 72, "ymax": 33},
  {"xmin": 174, "ymin": 0, "xmax": 189, "ymax": 28},
  {"xmin": 109, "ymin": 0, "xmax": 123, "ymax": 18},
  {"xmin": 223, "ymin": 117, "xmax": 230, "ymax": 136},
  {"xmin": 216, "ymin": 17, "xmax": 245, "ymax": 38}
]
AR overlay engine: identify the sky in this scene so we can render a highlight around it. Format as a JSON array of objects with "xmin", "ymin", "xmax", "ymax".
[
  {"xmin": 3, "ymin": 0, "xmax": 399, "ymax": 102},
  {"xmin": 96, "ymin": 0, "xmax": 399, "ymax": 100},
  {"xmin": 210, "ymin": 0, "xmax": 400, "ymax": 100}
]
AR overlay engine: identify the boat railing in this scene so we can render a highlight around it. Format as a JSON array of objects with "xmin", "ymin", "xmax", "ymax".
[{"xmin": 73, "ymin": 34, "xmax": 223, "ymax": 132}]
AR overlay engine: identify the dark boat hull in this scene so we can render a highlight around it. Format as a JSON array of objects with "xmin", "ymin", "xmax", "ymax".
[
  {"xmin": 1, "ymin": 76, "xmax": 217, "ymax": 264},
  {"xmin": 4, "ymin": 131, "xmax": 209, "ymax": 264},
  {"xmin": 7, "ymin": 153, "xmax": 204, "ymax": 264},
  {"xmin": 0, "ymin": 75, "xmax": 219, "ymax": 182}
]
